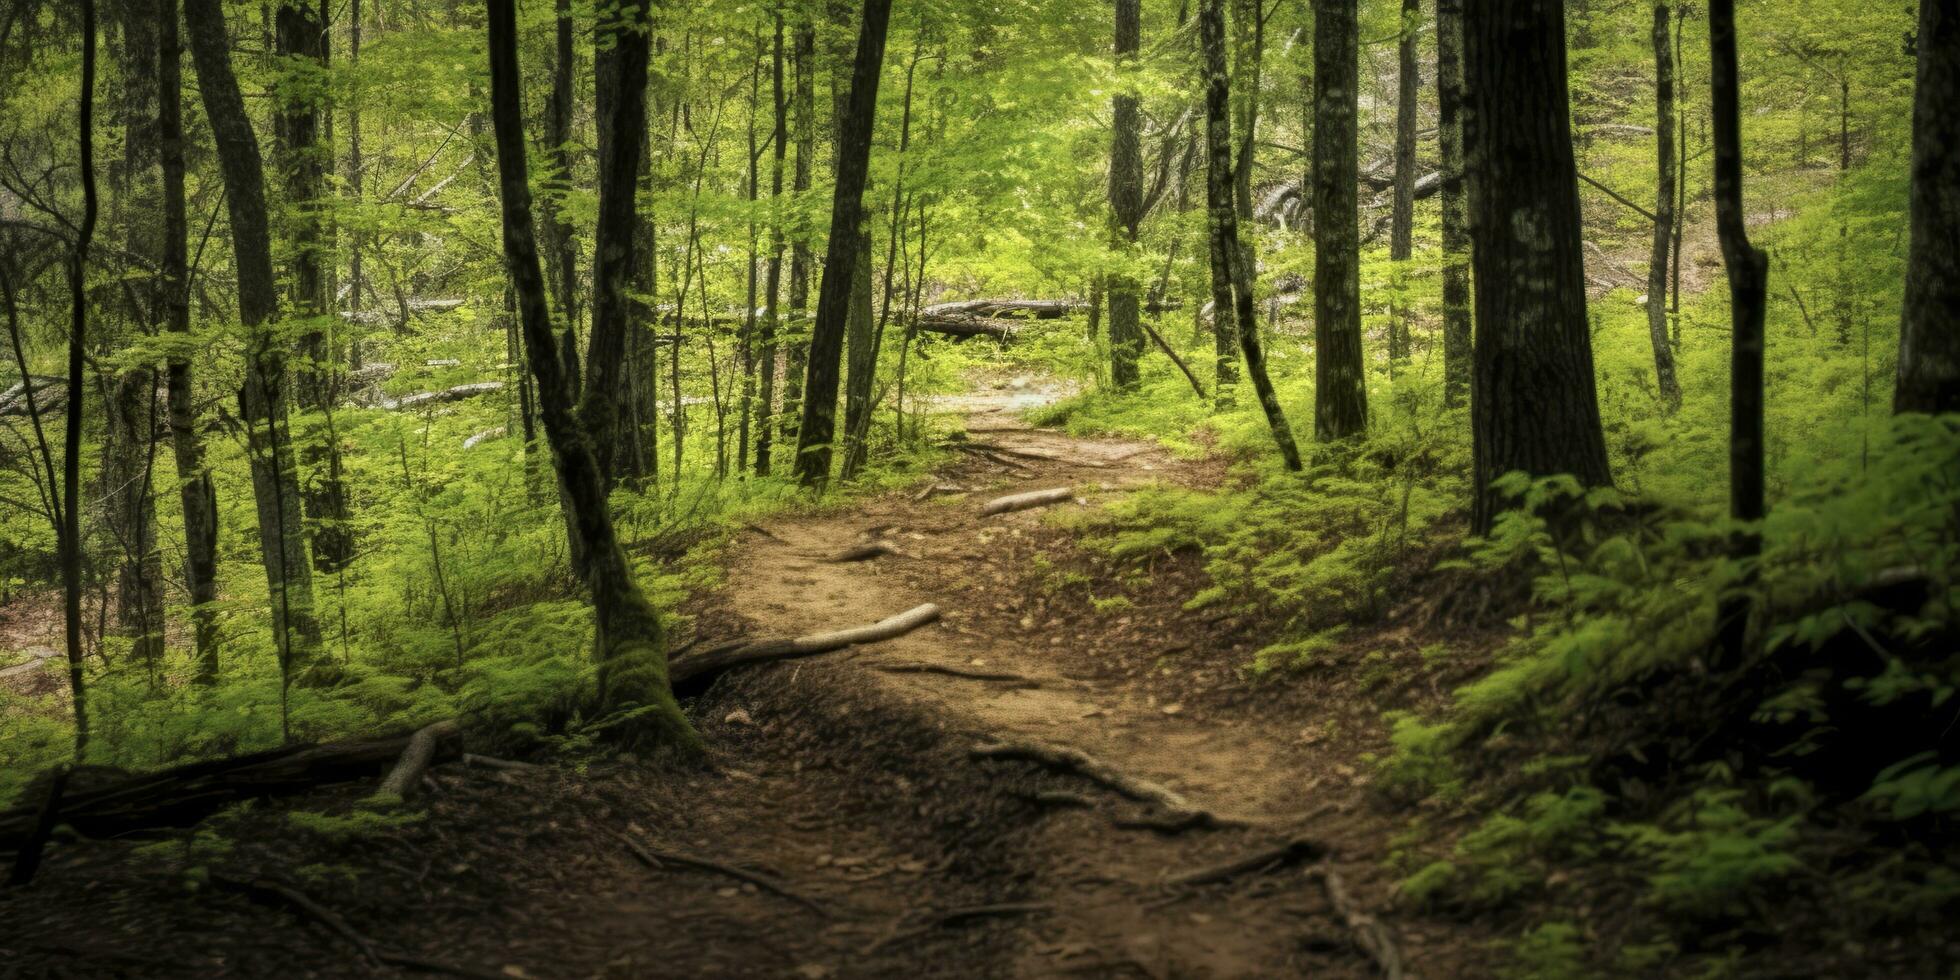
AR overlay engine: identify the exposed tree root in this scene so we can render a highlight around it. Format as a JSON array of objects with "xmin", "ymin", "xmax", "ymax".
[
  {"xmin": 863, "ymin": 901, "xmax": 1050, "ymax": 954},
  {"xmin": 876, "ymin": 662, "xmax": 1038, "ymax": 685},
  {"xmin": 1308, "ymin": 864, "xmax": 1404, "ymax": 979},
  {"xmin": 825, "ymin": 541, "xmax": 899, "ymax": 563},
  {"xmin": 212, "ymin": 874, "xmax": 499, "ymax": 978},
  {"xmin": 1166, "ymin": 837, "xmax": 1327, "ymax": 888},
  {"xmin": 968, "ymin": 739, "xmax": 1246, "ymax": 830},
  {"xmin": 374, "ymin": 720, "xmax": 461, "ymax": 801},
  {"xmin": 979, "ymin": 487, "xmax": 1076, "ymax": 516},
  {"xmin": 611, "ymin": 829, "xmax": 827, "ymax": 916},
  {"xmin": 667, "ymin": 604, "xmax": 943, "ymax": 698},
  {"xmin": 460, "ymin": 754, "xmax": 544, "ymax": 773}
]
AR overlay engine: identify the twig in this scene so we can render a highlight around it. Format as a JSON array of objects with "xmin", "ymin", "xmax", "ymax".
[
  {"xmin": 460, "ymin": 753, "xmax": 544, "ymax": 773},
  {"xmin": 611, "ymin": 829, "xmax": 826, "ymax": 916},
  {"xmin": 667, "ymin": 604, "xmax": 943, "ymax": 697},
  {"xmin": 877, "ymin": 662, "xmax": 1038, "ymax": 685},
  {"xmin": 212, "ymin": 874, "xmax": 500, "ymax": 978},
  {"xmin": 979, "ymin": 487, "xmax": 1076, "ymax": 517},
  {"xmin": 1307, "ymin": 863, "xmax": 1404, "ymax": 979}
]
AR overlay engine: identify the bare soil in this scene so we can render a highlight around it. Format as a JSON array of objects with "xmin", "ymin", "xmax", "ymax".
[{"xmin": 0, "ymin": 391, "xmax": 1493, "ymax": 979}]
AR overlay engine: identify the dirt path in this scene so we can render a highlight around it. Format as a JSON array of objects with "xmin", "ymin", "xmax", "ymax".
[{"xmin": 667, "ymin": 392, "xmax": 1427, "ymax": 978}]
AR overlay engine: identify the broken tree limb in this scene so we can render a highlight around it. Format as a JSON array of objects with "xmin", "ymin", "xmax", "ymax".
[
  {"xmin": 968, "ymin": 739, "xmax": 1245, "ymax": 831},
  {"xmin": 0, "ymin": 728, "xmax": 461, "ymax": 850},
  {"xmin": 980, "ymin": 487, "xmax": 1076, "ymax": 516},
  {"xmin": 666, "ymin": 603, "xmax": 943, "ymax": 698},
  {"xmin": 1308, "ymin": 864, "xmax": 1404, "ymax": 979},
  {"xmin": 914, "ymin": 314, "xmax": 1023, "ymax": 342},
  {"xmin": 824, "ymin": 541, "xmax": 898, "ymax": 563},
  {"xmin": 612, "ymin": 829, "xmax": 827, "ymax": 915},
  {"xmin": 367, "ymin": 381, "xmax": 505, "ymax": 411},
  {"xmin": 1166, "ymin": 837, "xmax": 1327, "ymax": 888},
  {"xmin": 1138, "ymin": 318, "xmax": 1209, "ymax": 400},
  {"xmin": 373, "ymin": 720, "xmax": 461, "ymax": 801}
]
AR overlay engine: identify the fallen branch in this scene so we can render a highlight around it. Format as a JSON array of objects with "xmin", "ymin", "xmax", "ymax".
[
  {"xmin": 980, "ymin": 487, "xmax": 1076, "ymax": 517},
  {"xmin": 915, "ymin": 314, "xmax": 1023, "ymax": 342},
  {"xmin": 373, "ymin": 720, "xmax": 461, "ymax": 801},
  {"xmin": 0, "ymin": 728, "xmax": 459, "ymax": 850},
  {"xmin": 1166, "ymin": 837, "xmax": 1326, "ymax": 888},
  {"xmin": 612, "ymin": 829, "xmax": 827, "ymax": 916},
  {"xmin": 825, "ymin": 542, "xmax": 898, "ymax": 563},
  {"xmin": 213, "ymin": 874, "xmax": 500, "ymax": 979},
  {"xmin": 1308, "ymin": 864, "xmax": 1404, "ymax": 979},
  {"xmin": 368, "ymin": 381, "xmax": 505, "ymax": 412},
  {"xmin": 667, "ymin": 603, "xmax": 943, "ymax": 698},
  {"xmin": 876, "ymin": 662, "xmax": 1038, "ymax": 686},
  {"xmin": 864, "ymin": 901, "xmax": 1050, "ymax": 954},
  {"xmin": 461, "ymin": 754, "xmax": 544, "ymax": 773},
  {"xmin": 968, "ymin": 739, "xmax": 1244, "ymax": 830}
]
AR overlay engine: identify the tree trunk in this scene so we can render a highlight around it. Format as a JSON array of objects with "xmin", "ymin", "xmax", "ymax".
[
  {"xmin": 1313, "ymin": 0, "xmax": 1367, "ymax": 441},
  {"xmin": 1108, "ymin": 0, "xmax": 1145, "ymax": 390},
  {"xmin": 1387, "ymin": 0, "xmax": 1419, "ymax": 363},
  {"xmin": 484, "ymin": 0, "xmax": 698, "ymax": 751},
  {"xmin": 583, "ymin": 1, "xmax": 653, "ymax": 490},
  {"xmin": 1437, "ymin": 0, "xmax": 1472, "ymax": 407},
  {"xmin": 159, "ymin": 0, "xmax": 220, "ymax": 678},
  {"xmin": 109, "ymin": 0, "xmax": 165, "ymax": 669},
  {"xmin": 794, "ymin": 0, "xmax": 893, "ymax": 490},
  {"xmin": 783, "ymin": 18, "xmax": 816, "ymax": 454},
  {"xmin": 62, "ymin": 0, "xmax": 102, "ymax": 758},
  {"xmin": 276, "ymin": 1, "xmax": 353, "ymax": 575},
  {"xmin": 1201, "ymin": 0, "xmax": 1302, "ymax": 471},
  {"xmin": 544, "ymin": 0, "xmax": 581, "ymax": 401},
  {"xmin": 185, "ymin": 0, "xmax": 325, "ymax": 688},
  {"xmin": 1462, "ymin": 0, "xmax": 1613, "ymax": 534},
  {"xmin": 1647, "ymin": 2, "xmax": 1684, "ymax": 410},
  {"xmin": 1896, "ymin": 0, "xmax": 1960, "ymax": 414},
  {"xmin": 757, "ymin": 11, "xmax": 788, "ymax": 477}
]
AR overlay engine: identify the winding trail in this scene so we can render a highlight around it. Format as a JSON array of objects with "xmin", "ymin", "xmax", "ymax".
[{"xmin": 687, "ymin": 384, "xmax": 1424, "ymax": 978}]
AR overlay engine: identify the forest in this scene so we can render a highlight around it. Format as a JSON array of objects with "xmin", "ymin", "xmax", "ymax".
[{"xmin": 0, "ymin": 0, "xmax": 1956, "ymax": 975}]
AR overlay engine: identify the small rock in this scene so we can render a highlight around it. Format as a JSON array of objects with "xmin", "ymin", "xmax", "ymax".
[
  {"xmin": 1161, "ymin": 703, "xmax": 1184, "ymax": 716},
  {"xmin": 723, "ymin": 708, "xmax": 754, "ymax": 726}
]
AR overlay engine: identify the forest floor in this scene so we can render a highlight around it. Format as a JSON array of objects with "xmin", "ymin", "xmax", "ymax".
[{"xmin": 2, "ymin": 374, "xmax": 1499, "ymax": 979}]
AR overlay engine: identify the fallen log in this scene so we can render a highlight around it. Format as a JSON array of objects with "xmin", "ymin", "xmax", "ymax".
[
  {"xmin": 369, "ymin": 381, "xmax": 505, "ymax": 411},
  {"xmin": 373, "ymin": 720, "xmax": 461, "ymax": 801},
  {"xmin": 0, "ymin": 375, "xmax": 68, "ymax": 418},
  {"xmin": 980, "ymin": 487, "xmax": 1076, "ymax": 516},
  {"xmin": 915, "ymin": 314, "xmax": 1023, "ymax": 342},
  {"xmin": 667, "ymin": 603, "xmax": 942, "ymax": 698},
  {"xmin": 0, "ymin": 729, "xmax": 458, "ymax": 851}
]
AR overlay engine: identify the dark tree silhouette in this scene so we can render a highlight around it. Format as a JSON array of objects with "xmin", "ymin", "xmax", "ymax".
[{"xmin": 1896, "ymin": 0, "xmax": 1960, "ymax": 414}]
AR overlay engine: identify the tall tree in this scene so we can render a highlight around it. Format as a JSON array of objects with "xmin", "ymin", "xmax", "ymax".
[
  {"xmin": 1436, "ymin": 0, "xmax": 1471, "ymax": 406},
  {"xmin": 1461, "ymin": 0, "xmax": 1613, "ymax": 534},
  {"xmin": 1710, "ymin": 0, "xmax": 1767, "ymax": 542},
  {"xmin": 783, "ymin": 17, "xmax": 816, "ymax": 452},
  {"xmin": 1107, "ymin": 0, "xmax": 1145, "ymax": 390},
  {"xmin": 543, "ymin": 0, "xmax": 580, "ymax": 401},
  {"xmin": 184, "ymin": 0, "xmax": 326, "ymax": 689},
  {"xmin": 483, "ymin": 0, "xmax": 699, "ymax": 749},
  {"xmin": 1313, "ymin": 0, "xmax": 1366, "ymax": 440},
  {"xmin": 794, "ymin": 0, "xmax": 893, "ymax": 489},
  {"xmin": 1387, "ymin": 0, "xmax": 1419, "ymax": 363},
  {"xmin": 1896, "ymin": 0, "xmax": 1960, "ymax": 414},
  {"xmin": 833, "ymin": 0, "xmax": 882, "ymax": 481},
  {"xmin": 63, "ymin": 0, "xmax": 102, "ymax": 756},
  {"xmin": 1647, "ymin": 2, "xmax": 1684, "ymax": 408},
  {"xmin": 583, "ymin": 0, "xmax": 654, "ymax": 487},
  {"xmin": 756, "ymin": 9, "xmax": 788, "ymax": 477},
  {"xmin": 159, "ymin": 0, "xmax": 221, "ymax": 676},
  {"xmin": 275, "ymin": 0, "xmax": 353, "ymax": 573},
  {"xmin": 105, "ymin": 0, "xmax": 165, "ymax": 667},
  {"xmin": 1201, "ymin": 0, "xmax": 1302, "ymax": 470}
]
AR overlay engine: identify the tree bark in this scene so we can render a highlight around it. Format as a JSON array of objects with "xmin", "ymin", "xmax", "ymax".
[
  {"xmin": 185, "ymin": 0, "xmax": 325, "ymax": 685},
  {"xmin": 1313, "ymin": 0, "xmax": 1367, "ymax": 441},
  {"xmin": 1108, "ymin": 0, "xmax": 1146, "ymax": 391},
  {"xmin": 159, "ymin": 0, "xmax": 221, "ymax": 678},
  {"xmin": 483, "ymin": 0, "xmax": 698, "ymax": 750},
  {"xmin": 794, "ymin": 0, "xmax": 893, "ymax": 490},
  {"xmin": 1202, "ymin": 0, "xmax": 1302, "ymax": 470},
  {"xmin": 544, "ymin": 0, "xmax": 580, "ymax": 401},
  {"xmin": 276, "ymin": 1, "xmax": 353, "ymax": 574},
  {"xmin": 108, "ymin": 0, "xmax": 165, "ymax": 668},
  {"xmin": 583, "ymin": 0, "xmax": 654, "ymax": 489},
  {"xmin": 62, "ymin": 0, "xmax": 101, "ymax": 758},
  {"xmin": 783, "ymin": 18, "xmax": 816, "ymax": 454},
  {"xmin": 1897, "ymin": 0, "xmax": 1960, "ymax": 414},
  {"xmin": 1461, "ymin": 0, "xmax": 1613, "ymax": 534},
  {"xmin": 1388, "ymin": 0, "xmax": 1420, "ymax": 363},
  {"xmin": 1647, "ymin": 2, "xmax": 1683, "ymax": 409},
  {"xmin": 1710, "ymin": 0, "xmax": 1767, "ymax": 530},
  {"xmin": 757, "ymin": 11, "xmax": 788, "ymax": 476},
  {"xmin": 1437, "ymin": 0, "xmax": 1472, "ymax": 407}
]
